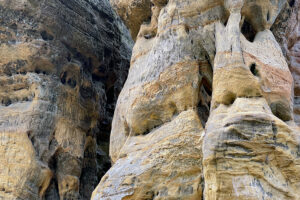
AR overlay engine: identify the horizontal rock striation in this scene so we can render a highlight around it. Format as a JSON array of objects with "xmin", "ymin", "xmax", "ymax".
[
  {"xmin": 272, "ymin": 0, "xmax": 300, "ymax": 125},
  {"xmin": 93, "ymin": 0, "xmax": 300, "ymax": 199},
  {"xmin": 0, "ymin": 0, "xmax": 132, "ymax": 199}
]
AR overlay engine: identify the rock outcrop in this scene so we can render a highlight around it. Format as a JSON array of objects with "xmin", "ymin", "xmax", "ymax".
[
  {"xmin": 272, "ymin": 0, "xmax": 300, "ymax": 125},
  {"xmin": 93, "ymin": 0, "xmax": 300, "ymax": 199},
  {"xmin": 0, "ymin": 0, "xmax": 132, "ymax": 199}
]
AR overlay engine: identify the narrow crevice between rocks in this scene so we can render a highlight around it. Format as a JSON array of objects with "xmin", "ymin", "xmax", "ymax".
[
  {"xmin": 197, "ymin": 56, "xmax": 213, "ymax": 128},
  {"xmin": 44, "ymin": 148, "xmax": 60, "ymax": 200},
  {"xmin": 197, "ymin": 79, "xmax": 212, "ymax": 128},
  {"xmin": 40, "ymin": 30, "xmax": 54, "ymax": 41},
  {"xmin": 267, "ymin": 11, "xmax": 270, "ymax": 22}
]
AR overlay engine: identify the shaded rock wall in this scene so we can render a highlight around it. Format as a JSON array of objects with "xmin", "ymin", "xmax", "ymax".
[
  {"xmin": 0, "ymin": 0, "xmax": 132, "ymax": 199},
  {"xmin": 93, "ymin": 0, "xmax": 300, "ymax": 199},
  {"xmin": 272, "ymin": 0, "xmax": 300, "ymax": 125}
]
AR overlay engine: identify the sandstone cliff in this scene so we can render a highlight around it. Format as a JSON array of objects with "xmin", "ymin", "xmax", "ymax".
[
  {"xmin": 93, "ymin": 0, "xmax": 300, "ymax": 199},
  {"xmin": 0, "ymin": 0, "xmax": 132, "ymax": 199}
]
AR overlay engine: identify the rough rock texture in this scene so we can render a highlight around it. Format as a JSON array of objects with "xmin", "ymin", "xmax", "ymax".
[
  {"xmin": 0, "ymin": 0, "xmax": 132, "ymax": 199},
  {"xmin": 93, "ymin": 0, "xmax": 300, "ymax": 199},
  {"xmin": 272, "ymin": 0, "xmax": 300, "ymax": 125}
]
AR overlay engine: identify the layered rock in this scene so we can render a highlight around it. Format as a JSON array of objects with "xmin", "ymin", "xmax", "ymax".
[
  {"xmin": 272, "ymin": 0, "xmax": 300, "ymax": 125},
  {"xmin": 204, "ymin": 2, "xmax": 300, "ymax": 198},
  {"xmin": 0, "ymin": 0, "xmax": 132, "ymax": 199},
  {"xmin": 93, "ymin": 0, "xmax": 300, "ymax": 199}
]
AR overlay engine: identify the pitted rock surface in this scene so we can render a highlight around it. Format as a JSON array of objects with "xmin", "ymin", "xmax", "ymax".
[
  {"xmin": 93, "ymin": 0, "xmax": 300, "ymax": 199},
  {"xmin": 0, "ymin": 0, "xmax": 132, "ymax": 199}
]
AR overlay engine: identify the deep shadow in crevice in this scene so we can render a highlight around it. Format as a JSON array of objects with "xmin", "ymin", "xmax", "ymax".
[
  {"xmin": 289, "ymin": 0, "xmax": 295, "ymax": 7},
  {"xmin": 41, "ymin": 30, "xmax": 54, "ymax": 41},
  {"xmin": 44, "ymin": 147, "xmax": 60, "ymax": 200},
  {"xmin": 197, "ymin": 78, "xmax": 212, "ymax": 127},
  {"xmin": 267, "ymin": 11, "xmax": 270, "ymax": 21},
  {"xmin": 106, "ymin": 87, "xmax": 115, "ymax": 105},
  {"xmin": 241, "ymin": 20, "xmax": 257, "ymax": 42},
  {"xmin": 250, "ymin": 63, "xmax": 259, "ymax": 77}
]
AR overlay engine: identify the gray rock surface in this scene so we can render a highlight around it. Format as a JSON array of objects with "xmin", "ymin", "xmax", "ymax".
[
  {"xmin": 0, "ymin": 0, "xmax": 132, "ymax": 199},
  {"xmin": 93, "ymin": 0, "xmax": 300, "ymax": 199}
]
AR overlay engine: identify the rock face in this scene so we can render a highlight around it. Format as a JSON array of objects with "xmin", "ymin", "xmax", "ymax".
[
  {"xmin": 0, "ymin": 1, "xmax": 132, "ymax": 200},
  {"xmin": 272, "ymin": 0, "xmax": 300, "ymax": 125},
  {"xmin": 93, "ymin": 0, "xmax": 300, "ymax": 199}
]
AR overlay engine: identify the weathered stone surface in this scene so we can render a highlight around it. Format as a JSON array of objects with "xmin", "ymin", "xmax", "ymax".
[
  {"xmin": 203, "ymin": 4, "xmax": 300, "ymax": 197},
  {"xmin": 93, "ymin": 110, "xmax": 204, "ymax": 199},
  {"xmin": 213, "ymin": 1, "xmax": 293, "ymax": 120},
  {"xmin": 272, "ymin": 0, "xmax": 300, "ymax": 125},
  {"xmin": 204, "ymin": 97, "xmax": 300, "ymax": 199},
  {"xmin": 110, "ymin": 0, "xmax": 152, "ymax": 41},
  {"xmin": 0, "ymin": 0, "xmax": 132, "ymax": 199},
  {"xmin": 93, "ymin": 0, "xmax": 300, "ymax": 199}
]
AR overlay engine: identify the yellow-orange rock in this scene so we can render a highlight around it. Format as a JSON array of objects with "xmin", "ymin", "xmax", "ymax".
[
  {"xmin": 93, "ymin": 0, "xmax": 300, "ymax": 200},
  {"xmin": 93, "ymin": 110, "xmax": 204, "ymax": 199},
  {"xmin": 0, "ymin": 0, "xmax": 133, "ymax": 199}
]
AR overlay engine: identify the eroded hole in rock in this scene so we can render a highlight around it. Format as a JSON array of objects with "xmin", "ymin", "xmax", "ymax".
[
  {"xmin": 241, "ymin": 20, "xmax": 257, "ymax": 42},
  {"xmin": 62, "ymin": 42, "xmax": 93, "ymax": 73},
  {"xmin": 67, "ymin": 78, "xmax": 77, "ymax": 88},
  {"xmin": 3, "ymin": 60, "xmax": 27, "ymax": 76},
  {"xmin": 144, "ymin": 15, "xmax": 152, "ymax": 25},
  {"xmin": 60, "ymin": 71, "xmax": 77, "ymax": 88},
  {"xmin": 289, "ymin": 0, "xmax": 295, "ymax": 7},
  {"xmin": 61, "ymin": 72, "xmax": 67, "ymax": 84},
  {"xmin": 185, "ymin": 25, "xmax": 190, "ymax": 34},
  {"xmin": 1, "ymin": 98, "xmax": 12, "ymax": 106},
  {"xmin": 41, "ymin": 31, "xmax": 54, "ymax": 41},
  {"xmin": 9, "ymin": 23, "xmax": 17, "ymax": 30},
  {"xmin": 1, "ymin": 94, "xmax": 34, "ymax": 106},
  {"xmin": 250, "ymin": 63, "xmax": 259, "ymax": 77},
  {"xmin": 144, "ymin": 33, "xmax": 155, "ymax": 39},
  {"xmin": 267, "ymin": 11, "xmax": 270, "ymax": 21},
  {"xmin": 223, "ymin": 92, "xmax": 237, "ymax": 106},
  {"xmin": 34, "ymin": 69, "xmax": 49, "ymax": 75}
]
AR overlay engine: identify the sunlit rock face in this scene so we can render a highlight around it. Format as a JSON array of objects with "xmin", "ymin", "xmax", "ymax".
[
  {"xmin": 205, "ymin": 2, "xmax": 300, "ymax": 198},
  {"xmin": 92, "ymin": 0, "xmax": 300, "ymax": 199},
  {"xmin": 0, "ymin": 0, "xmax": 132, "ymax": 199}
]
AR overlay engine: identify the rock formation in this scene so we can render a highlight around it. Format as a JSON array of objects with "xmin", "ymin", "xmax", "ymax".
[
  {"xmin": 272, "ymin": 0, "xmax": 300, "ymax": 125},
  {"xmin": 0, "ymin": 0, "xmax": 132, "ymax": 199},
  {"xmin": 93, "ymin": 0, "xmax": 300, "ymax": 199}
]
